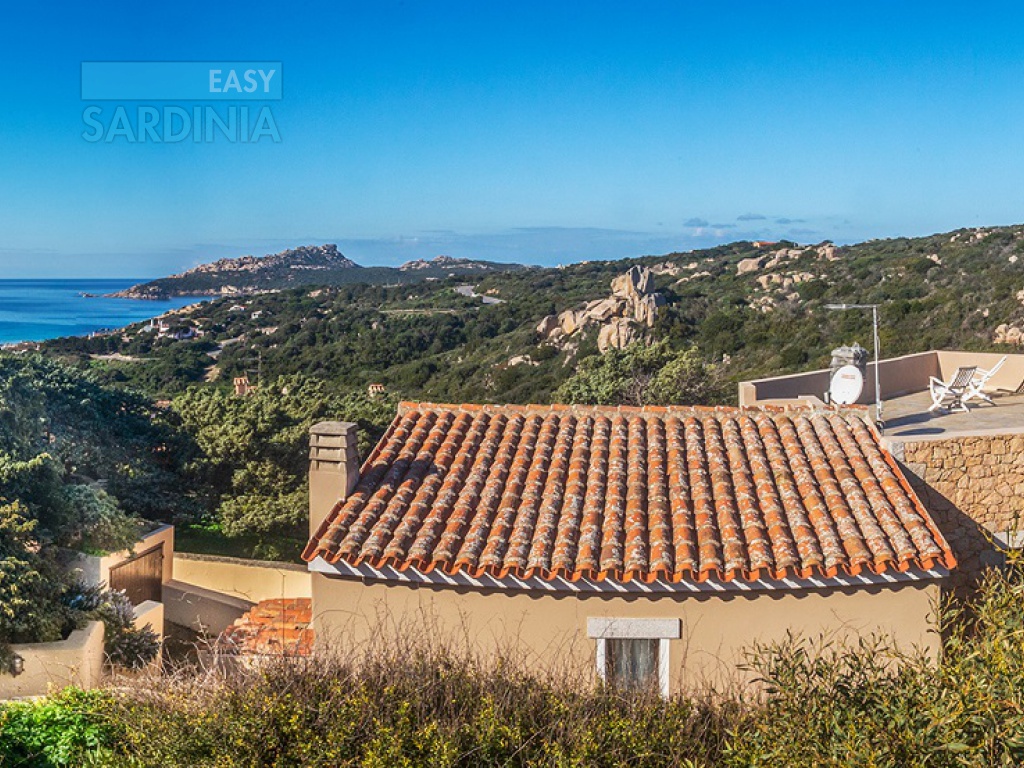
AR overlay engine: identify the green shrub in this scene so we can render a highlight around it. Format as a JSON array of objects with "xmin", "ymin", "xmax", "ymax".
[
  {"xmin": 59, "ymin": 486, "xmax": 139, "ymax": 556},
  {"xmin": 0, "ymin": 688, "xmax": 115, "ymax": 767},
  {"xmin": 726, "ymin": 557, "xmax": 1024, "ymax": 767},
  {"xmin": 0, "ymin": 502, "xmax": 69, "ymax": 663},
  {"xmin": 64, "ymin": 584, "xmax": 160, "ymax": 670},
  {"xmin": 555, "ymin": 340, "xmax": 728, "ymax": 407},
  {"xmin": 173, "ymin": 377, "xmax": 397, "ymax": 546}
]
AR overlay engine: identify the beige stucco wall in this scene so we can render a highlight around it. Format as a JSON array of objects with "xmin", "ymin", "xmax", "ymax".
[
  {"xmin": 891, "ymin": 431, "xmax": 1024, "ymax": 592},
  {"xmin": 738, "ymin": 350, "xmax": 1024, "ymax": 407},
  {"xmin": 163, "ymin": 580, "xmax": 254, "ymax": 636},
  {"xmin": 936, "ymin": 351, "xmax": 1024, "ymax": 393},
  {"xmin": 133, "ymin": 600, "xmax": 164, "ymax": 641},
  {"xmin": 166, "ymin": 554, "xmax": 309, "ymax": 636},
  {"xmin": 172, "ymin": 553, "xmax": 311, "ymax": 603},
  {"xmin": 70, "ymin": 523, "xmax": 175, "ymax": 589},
  {"xmin": 738, "ymin": 351, "xmax": 940, "ymax": 406},
  {"xmin": 312, "ymin": 574, "xmax": 941, "ymax": 692},
  {"xmin": 0, "ymin": 621, "xmax": 105, "ymax": 700}
]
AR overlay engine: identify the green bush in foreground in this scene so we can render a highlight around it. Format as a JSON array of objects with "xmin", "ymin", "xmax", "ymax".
[
  {"xmin": 0, "ymin": 688, "xmax": 115, "ymax": 767},
  {"xmin": 14, "ymin": 559, "xmax": 1024, "ymax": 766},
  {"xmin": 728, "ymin": 561, "xmax": 1024, "ymax": 767}
]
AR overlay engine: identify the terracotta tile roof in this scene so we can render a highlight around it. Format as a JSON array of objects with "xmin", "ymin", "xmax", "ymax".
[
  {"xmin": 216, "ymin": 598, "xmax": 313, "ymax": 657},
  {"xmin": 303, "ymin": 403, "xmax": 955, "ymax": 585}
]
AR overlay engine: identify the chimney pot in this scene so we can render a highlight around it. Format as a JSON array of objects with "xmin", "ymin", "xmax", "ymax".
[{"xmin": 308, "ymin": 421, "xmax": 360, "ymax": 538}]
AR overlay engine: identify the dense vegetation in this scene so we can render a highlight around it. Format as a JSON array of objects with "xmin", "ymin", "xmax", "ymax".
[
  {"xmin": 45, "ymin": 226, "xmax": 1024, "ymax": 405},
  {"xmin": 8, "ymin": 558, "xmax": 1024, "ymax": 766},
  {"xmin": 0, "ymin": 357, "xmax": 189, "ymax": 657},
  {"xmin": 24, "ymin": 224, "xmax": 1024, "ymax": 561},
  {"xmin": 554, "ymin": 341, "xmax": 730, "ymax": 406},
  {"xmin": 173, "ymin": 378, "xmax": 397, "ymax": 559}
]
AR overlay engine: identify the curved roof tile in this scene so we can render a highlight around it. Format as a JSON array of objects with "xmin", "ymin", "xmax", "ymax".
[{"xmin": 303, "ymin": 402, "xmax": 956, "ymax": 586}]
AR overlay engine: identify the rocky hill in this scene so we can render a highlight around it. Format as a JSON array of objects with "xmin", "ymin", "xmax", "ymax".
[
  {"xmin": 536, "ymin": 265, "xmax": 667, "ymax": 353},
  {"xmin": 108, "ymin": 245, "xmax": 526, "ymax": 299},
  {"xmin": 399, "ymin": 255, "xmax": 494, "ymax": 272},
  {"xmin": 45, "ymin": 223, "xmax": 1024, "ymax": 405}
]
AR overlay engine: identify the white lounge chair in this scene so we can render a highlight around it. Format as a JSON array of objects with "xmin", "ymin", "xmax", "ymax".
[
  {"xmin": 929, "ymin": 366, "xmax": 978, "ymax": 413},
  {"xmin": 997, "ymin": 376, "xmax": 1024, "ymax": 396},
  {"xmin": 963, "ymin": 355, "xmax": 1008, "ymax": 406}
]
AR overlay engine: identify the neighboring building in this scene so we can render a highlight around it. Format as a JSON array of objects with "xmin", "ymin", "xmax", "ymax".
[
  {"xmin": 1, "ymin": 525, "xmax": 173, "ymax": 700},
  {"xmin": 367, "ymin": 383, "xmax": 386, "ymax": 398},
  {"xmin": 233, "ymin": 376, "xmax": 256, "ymax": 396},
  {"xmin": 303, "ymin": 402, "xmax": 955, "ymax": 694}
]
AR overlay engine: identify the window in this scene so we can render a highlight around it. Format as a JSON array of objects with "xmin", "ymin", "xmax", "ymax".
[
  {"xmin": 587, "ymin": 618, "xmax": 680, "ymax": 698},
  {"xmin": 605, "ymin": 637, "xmax": 659, "ymax": 692}
]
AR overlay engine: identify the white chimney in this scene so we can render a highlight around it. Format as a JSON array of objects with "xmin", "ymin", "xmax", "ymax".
[{"xmin": 308, "ymin": 421, "xmax": 360, "ymax": 538}]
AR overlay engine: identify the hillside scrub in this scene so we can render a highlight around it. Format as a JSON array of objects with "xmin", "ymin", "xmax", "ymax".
[
  {"xmin": 172, "ymin": 377, "xmax": 397, "ymax": 559},
  {"xmin": 30, "ymin": 226, "xmax": 1024, "ymax": 553},
  {"xmin": 42, "ymin": 227, "xmax": 1024, "ymax": 411},
  {"xmin": 0, "ymin": 356, "xmax": 194, "ymax": 655},
  {"xmin": 554, "ymin": 341, "xmax": 729, "ymax": 406},
  {"xmin": 12, "ymin": 558, "xmax": 1024, "ymax": 766},
  {"xmin": 98, "ymin": 647, "xmax": 735, "ymax": 767},
  {"xmin": 726, "ymin": 560, "xmax": 1024, "ymax": 766}
]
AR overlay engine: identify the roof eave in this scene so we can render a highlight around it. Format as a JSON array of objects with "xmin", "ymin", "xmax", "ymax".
[{"xmin": 307, "ymin": 556, "xmax": 950, "ymax": 596}]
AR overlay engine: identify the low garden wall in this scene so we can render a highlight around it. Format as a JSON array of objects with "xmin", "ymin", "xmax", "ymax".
[
  {"xmin": 0, "ymin": 621, "xmax": 105, "ymax": 700},
  {"xmin": 134, "ymin": 600, "xmax": 164, "ymax": 641},
  {"xmin": 70, "ymin": 523, "xmax": 175, "ymax": 588},
  {"xmin": 165, "ymin": 553, "xmax": 310, "ymax": 637},
  {"xmin": 0, "ymin": 602, "xmax": 166, "ymax": 700},
  {"xmin": 172, "ymin": 553, "xmax": 310, "ymax": 603},
  {"xmin": 163, "ymin": 580, "xmax": 254, "ymax": 637}
]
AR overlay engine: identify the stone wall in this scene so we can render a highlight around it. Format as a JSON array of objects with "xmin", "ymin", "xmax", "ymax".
[{"xmin": 889, "ymin": 431, "xmax": 1024, "ymax": 592}]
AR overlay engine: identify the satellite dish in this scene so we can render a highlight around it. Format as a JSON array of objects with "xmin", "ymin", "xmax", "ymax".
[{"xmin": 829, "ymin": 364, "xmax": 864, "ymax": 405}]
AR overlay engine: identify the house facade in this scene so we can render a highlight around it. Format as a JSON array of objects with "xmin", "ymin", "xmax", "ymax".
[{"xmin": 303, "ymin": 402, "xmax": 955, "ymax": 693}]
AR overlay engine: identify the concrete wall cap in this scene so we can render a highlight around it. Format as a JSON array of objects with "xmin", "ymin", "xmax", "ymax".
[{"xmin": 310, "ymin": 421, "xmax": 357, "ymax": 436}]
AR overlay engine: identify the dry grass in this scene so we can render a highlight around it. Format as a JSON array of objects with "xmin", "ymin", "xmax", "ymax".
[
  {"xmin": 102, "ymin": 636, "xmax": 733, "ymax": 767},
  {"xmin": 15, "ymin": 559, "xmax": 1024, "ymax": 766}
]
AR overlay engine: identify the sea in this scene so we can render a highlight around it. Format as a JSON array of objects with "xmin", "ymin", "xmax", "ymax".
[{"xmin": 0, "ymin": 280, "xmax": 207, "ymax": 345}]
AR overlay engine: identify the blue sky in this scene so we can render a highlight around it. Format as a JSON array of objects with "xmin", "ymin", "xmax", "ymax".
[{"xmin": 1, "ymin": 1, "xmax": 1023, "ymax": 277}]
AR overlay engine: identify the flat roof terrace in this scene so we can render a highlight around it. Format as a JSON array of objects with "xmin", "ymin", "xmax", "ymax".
[
  {"xmin": 883, "ymin": 389, "xmax": 1024, "ymax": 439},
  {"xmin": 739, "ymin": 349, "xmax": 1024, "ymax": 438}
]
